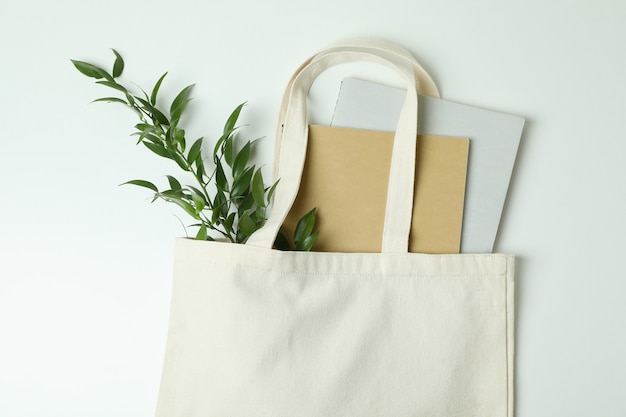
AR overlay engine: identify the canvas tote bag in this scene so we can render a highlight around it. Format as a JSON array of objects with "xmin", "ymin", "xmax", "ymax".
[{"xmin": 155, "ymin": 47, "xmax": 515, "ymax": 417}]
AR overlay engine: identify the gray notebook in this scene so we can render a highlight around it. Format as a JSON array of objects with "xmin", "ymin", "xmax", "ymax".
[{"xmin": 331, "ymin": 78, "xmax": 525, "ymax": 253}]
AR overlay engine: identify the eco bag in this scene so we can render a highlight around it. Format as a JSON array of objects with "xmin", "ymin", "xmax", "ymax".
[{"xmin": 155, "ymin": 48, "xmax": 515, "ymax": 417}]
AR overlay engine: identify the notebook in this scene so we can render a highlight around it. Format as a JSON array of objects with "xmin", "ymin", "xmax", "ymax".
[
  {"xmin": 331, "ymin": 78, "xmax": 525, "ymax": 253},
  {"xmin": 282, "ymin": 125, "xmax": 469, "ymax": 253}
]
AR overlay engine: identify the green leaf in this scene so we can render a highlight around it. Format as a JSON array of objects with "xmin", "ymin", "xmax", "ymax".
[
  {"xmin": 135, "ymin": 123, "xmax": 152, "ymax": 132},
  {"xmin": 165, "ymin": 127, "xmax": 186, "ymax": 153},
  {"xmin": 166, "ymin": 175, "xmax": 181, "ymax": 190},
  {"xmin": 224, "ymin": 212, "xmax": 236, "ymax": 234},
  {"xmin": 165, "ymin": 126, "xmax": 175, "ymax": 146},
  {"xmin": 120, "ymin": 179, "xmax": 158, "ymax": 192},
  {"xmin": 266, "ymin": 179, "xmax": 279, "ymax": 206},
  {"xmin": 195, "ymin": 223, "xmax": 207, "ymax": 240},
  {"xmin": 236, "ymin": 230, "xmax": 247, "ymax": 243},
  {"xmin": 186, "ymin": 185, "xmax": 204, "ymax": 201},
  {"xmin": 71, "ymin": 59, "xmax": 111, "ymax": 80},
  {"xmin": 91, "ymin": 97, "xmax": 128, "ymax": 105},
  {"xmin": 125, "ymin": 93, "xmax": 136, "ymax": 106},
  {"xmin": 297, "ymin": 230, "xmax": 319, "ymax": 251},
  {"xmin": 294, "ymin": 208, "xmax": 317, "ymax": 247},
  {"xmin": 143, "ymin": 141, "xmax": 171, "ymax": 159},
  {"xmin": 111, "ymin": 49, "xmax": 124, "ymax": 78},
  {"xmin": 232, "ymin": 141, "xmax": 251, "ymax": 179},
  {"xmin": 170, "ymin": 84, "xmax": 194, "ymax": 124},
  {"xmin": 151, "ymin": 72, "xmax": 168, "ymax": 105},
  {"xmin": 152, "ymin": 108, "xmax": 170, "ymax": 127},
  {"xmin": 157, "ymin": 193, "xmax": 200, "ymax": 220},
  {"xmin": 274, "ymin": 230, "xmax": 292, "ymax": 251},
  {"xmin": 215, "ymin": 160, "xmax": 229, "ymax": 192},
  {"xmin": 135, "ymin": 97, "xmax": 170, "ymax": 126},
  {"xmin": 136, "ymin": 128, "xmax": 155, "ymax": 138},
  {"xmin": 195, "ymin": 153, "xmax": 205, "ymax": 178},
  {"xmin": 171, "ymin": 151, "xmax": 189, "ymax": 171},
  {"xmin": 223, "ymin": 135, "xmax": 235, "ymax": 168},
  {"xmin": 212, "ymin": 190, "xmax": 228, "ymax": 223},
  {"xmin": 255, "ymin": 204, "xmax": 266, "ymax": 223},
  {"xmin": 238, "ymin": 211, "xmax": 257, "ymax": 236},
  {"xmin": 134, "ymin": 126, "xmax": 160, "ymax": 143},
  {"xmin": 174, "ymin": 128, "xmax": 186, "ymax": 151},
  {"xmin": 160, "ymin": 189, "xmax": 185, "ymax": 199},
  {"xmin": 175, "ymin": 199, "xmax": 201, "ymax": 220},
  {"xmin": 187, "ymin": 137, "xmax": 203, "ymax": 165},
  {"xmin": 230, "ymin": 165, "xmax": 254, "ymax": 198},
  {"xmin": 140, "ymin": 133, "xmax": 162, "ymax": 145},
  {"xmin": 237, "ymin": 192, "xmax": 255, "ymax": 217},
  {"xmin": 189, "ymin": 188, "xmax": 206, "ymax": 212},
  {"xmin": 212, "ymin": 131, "xmax": 229, "ymax": 162},
  {"xmin": 213, "ymin": 189, "xmax": 226, "ymax": 208},
  {"xmin": 252, "ymin": 169, "xmax": 266, "ymax": 208},
  {"xmin": 223, "ymin": 102, "xmax": 245, "ymax": 135},
  {"xmin": 96, "ymin": 80, "xmax": 128, "ymax": 93}
]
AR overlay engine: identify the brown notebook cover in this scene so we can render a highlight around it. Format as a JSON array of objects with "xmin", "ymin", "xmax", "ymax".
[{"xmin": 282, "ymin": 125, "xmax": 469, "ymax": 253}]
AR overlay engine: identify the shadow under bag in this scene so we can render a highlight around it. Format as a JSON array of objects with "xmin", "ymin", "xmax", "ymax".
[{"xmin": 155, "ymin": 40, "xmax": 516, "ymax": 417}]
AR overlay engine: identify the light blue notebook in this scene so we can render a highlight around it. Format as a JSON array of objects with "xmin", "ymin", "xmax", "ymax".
[{"xmin": 331, "ymin": 78, "xmax": 525, "ymax": 253}]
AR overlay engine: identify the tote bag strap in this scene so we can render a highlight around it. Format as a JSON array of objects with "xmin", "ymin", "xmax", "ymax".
[
  {"xmin": 247, "ymin": 50, "xmax": 420, "ymax": 253},
  {"xmin": 313, "ymin": 38, "xmax": 439, "ymax": 97},
  {"xmin": 272, "ymin": 39, "xmax": 439, "ymax": 179}
]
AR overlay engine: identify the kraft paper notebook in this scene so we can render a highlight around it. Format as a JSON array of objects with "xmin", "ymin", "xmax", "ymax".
[
  {"xmin": 331, "ymin": 78, "xmax": 525, "ymax": 253},
  {"xmin": 283, "ymin": 125, "xmax": 469, "ymax": 254}
]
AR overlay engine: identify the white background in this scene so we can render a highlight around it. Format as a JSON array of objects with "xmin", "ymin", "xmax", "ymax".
[{"xmin": 1, "ymin": 0, "xmax": 625, "ymax": 416}]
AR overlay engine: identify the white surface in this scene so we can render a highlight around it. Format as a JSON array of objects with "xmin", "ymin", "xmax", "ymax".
[{"xmin": 0, "ymin": 0, "xmax": 625, "ymax": 416}]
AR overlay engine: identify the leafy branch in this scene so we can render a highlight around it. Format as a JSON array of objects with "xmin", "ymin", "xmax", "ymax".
[{"xmin": 72, "ymin": 49, "xmax": 318, "ymax": 249}]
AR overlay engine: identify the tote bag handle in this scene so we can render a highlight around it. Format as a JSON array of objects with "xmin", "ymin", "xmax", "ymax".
[
  {"xmin": 311, "ymin": 38, "xmax": 439, "ymax": 97},
  {"xmin": 272, "ymin": 39, "xmax": 439, "ymax": 179},
  {"xmin": 247, "ymin": 50, "xmax": 421, "ymax": 253}
]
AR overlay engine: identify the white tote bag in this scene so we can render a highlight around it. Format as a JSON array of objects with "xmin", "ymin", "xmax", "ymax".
[{"xmin": 155, "ymin": 45, "xmax": 515, "ymax": 417}]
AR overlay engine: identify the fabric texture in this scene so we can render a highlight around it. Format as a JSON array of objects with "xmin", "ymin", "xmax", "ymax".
[{"xmin": 156, "ymin": 240, "xmax": 515, "ymax": 417}]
